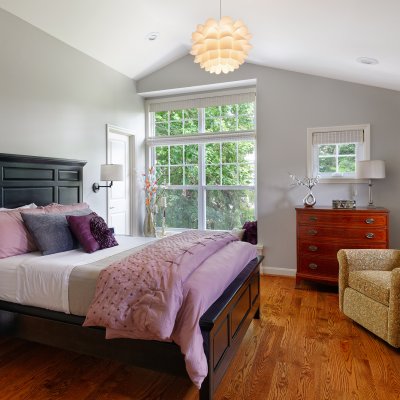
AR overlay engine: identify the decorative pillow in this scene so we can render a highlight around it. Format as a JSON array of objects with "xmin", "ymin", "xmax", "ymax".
[
  {"xmin": 0, "ymin": 210, "xmax": 39, "ymax": 259},
  {"xmin": 242, "ymin": 220, "xmax": 258, "ymax": 245},
  {"xmin": 67, "ymin": 213, "xmax": 101, "ymax": 253},
  {"xmin": 90, "ymin": 215, "xmax": 118, "ymax": 249},
  {"xmin": 22, "ymin": 209, "xmax": 91, "ymax": 255},
  {"xmin": 41, "ymin": 202, "xmax": 90, "ymax": 214}
]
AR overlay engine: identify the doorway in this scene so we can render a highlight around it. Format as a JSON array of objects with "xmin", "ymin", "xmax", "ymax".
[{"xmin": 106, "ymin": 124, "xmax": 136, "ymax": 235}]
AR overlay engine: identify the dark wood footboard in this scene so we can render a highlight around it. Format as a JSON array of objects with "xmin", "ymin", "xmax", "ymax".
[{"xmin": 0, "ymin": 256, "xmax": 262, "ymax": 400}]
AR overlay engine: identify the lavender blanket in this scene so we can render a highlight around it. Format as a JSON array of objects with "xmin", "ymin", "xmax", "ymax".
[{"xmin": 83, "ymin": 231, "xmax": 257, "ymax": 387}]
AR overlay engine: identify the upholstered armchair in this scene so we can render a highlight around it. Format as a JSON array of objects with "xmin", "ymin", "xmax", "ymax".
[{"xmin": 337, "ymin": 249, "xmax": 400, "ymax": 347}]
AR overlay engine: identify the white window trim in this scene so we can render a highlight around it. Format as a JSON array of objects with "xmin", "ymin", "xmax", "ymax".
[{"xmin": 307, "ymin": 124, "xmax": 370, "ymax": 183}]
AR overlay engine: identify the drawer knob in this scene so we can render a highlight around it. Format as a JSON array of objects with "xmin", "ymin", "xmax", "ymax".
[
  {"xmin": 365, "ymin": 232, "xmax": 375, "ymax": 239},
  {"xmin": 308, "ymin": 263, "xmax": 318, "ymax": 270},
  {"xmin": 308, "ymin": 245, "xmax": 318, "ymax": 252},
  {"xmin": 308, "ymin": 229, "xmax": 318, "ymax": 236},
  {"xmin": 365, "ymin": 218, "xmax": 375, "ymax": 224},
  {"xmin": 309, "ymin": 216, "xmax": 318, "ymax": 221}
]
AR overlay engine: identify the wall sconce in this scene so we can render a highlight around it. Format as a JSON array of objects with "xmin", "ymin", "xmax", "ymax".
[
  {"xmin": 92, "ymin": 164, "xmax": 124, "ymax": 193},
  {"xmin": 356, "ymin": 160, "xmax": 386, "ymax": 207}
]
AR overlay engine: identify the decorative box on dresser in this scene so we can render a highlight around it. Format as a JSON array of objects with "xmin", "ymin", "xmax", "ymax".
[{"xmin": 296, "ymin": 206, "xmax": 389, "ymax": 285}]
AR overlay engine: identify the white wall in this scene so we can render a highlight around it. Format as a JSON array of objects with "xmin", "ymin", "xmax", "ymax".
[
  {"xmin": 0, "ymin": 9, "xmax": 145, "ymax": 233},
  {"xmin": 137, "ymin": 55, "xmax": 400, "ymax": 272}
]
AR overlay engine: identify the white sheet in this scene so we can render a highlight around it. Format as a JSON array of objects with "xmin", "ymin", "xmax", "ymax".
[{"xmin": 0, "ymin": 236, "xmax": 157, "ymax": 312}]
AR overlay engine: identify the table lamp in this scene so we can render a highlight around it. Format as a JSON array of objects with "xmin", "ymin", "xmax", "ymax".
[{"xmin": 356, "ymin": 160, "xmax": 385, "ymax": 207}]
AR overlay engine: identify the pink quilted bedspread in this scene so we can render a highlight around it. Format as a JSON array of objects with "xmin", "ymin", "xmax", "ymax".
[{"xmin": 83, "ymin": 231, "xmax": 237, "ymax": 341}]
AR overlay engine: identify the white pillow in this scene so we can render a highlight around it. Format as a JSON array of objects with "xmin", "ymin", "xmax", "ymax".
[
  {"xmin": 231, "ymin": 228, "xmax": 245, "ymax": 240},
  {"xmin": 0, "ymin": 203, "xmax": 37, "ymax": 211}
]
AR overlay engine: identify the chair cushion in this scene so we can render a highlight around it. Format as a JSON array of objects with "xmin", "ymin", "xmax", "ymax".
[{"xmin": 348, "ymin": 270, "xmax": 391, "ymax": 306}]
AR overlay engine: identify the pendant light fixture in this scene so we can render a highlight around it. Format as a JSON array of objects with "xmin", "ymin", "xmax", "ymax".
[{"xmin": 190, "ymin": 0, "xmax": 252, "ymax": 74}]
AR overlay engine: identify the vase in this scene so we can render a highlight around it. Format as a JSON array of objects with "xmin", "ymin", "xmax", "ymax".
[
  {"xmin": 143, "ymin": 208, "xmax": 156, "ymax": 237},
  {"xmin": 303, "ymin": 191, "xmax": 316, "ymax": 207}
]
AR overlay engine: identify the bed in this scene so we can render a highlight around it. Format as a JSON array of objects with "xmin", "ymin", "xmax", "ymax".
[{"xmin": 0, "ymin": 153, "xmax": 262, "ymax": 400}]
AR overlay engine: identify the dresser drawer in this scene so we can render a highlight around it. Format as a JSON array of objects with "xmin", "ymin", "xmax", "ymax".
[
  {"xmin": 297, "ymin": 225, "xmax": 387, "ymax": 242},
  {"xmin": 297, "ymin": 211, "xmax": 387, "ymax": 228},
  {"xmin": 298, "ymin": 256, "xmax": 338, "ymax": 277}
]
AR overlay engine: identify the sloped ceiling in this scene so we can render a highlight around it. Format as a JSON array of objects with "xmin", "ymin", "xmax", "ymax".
[{"xmin": 1, "ymin": 0, "xmax": 400, "ymax": 90}]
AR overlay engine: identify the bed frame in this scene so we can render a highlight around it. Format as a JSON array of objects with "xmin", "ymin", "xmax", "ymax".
[{"xmin": 0, "ymin": 153, "xmax": 262, "ymax": 400}]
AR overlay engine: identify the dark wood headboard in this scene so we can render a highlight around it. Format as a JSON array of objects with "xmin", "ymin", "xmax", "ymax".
[{"xmin": 0, "ymin": 153, "xmax": 86, "ymax": 208}]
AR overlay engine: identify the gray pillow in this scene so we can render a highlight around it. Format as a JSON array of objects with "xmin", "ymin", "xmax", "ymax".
[{"xmin": 22, "ymin": 209, "xmax": 91, "ymax": 255}]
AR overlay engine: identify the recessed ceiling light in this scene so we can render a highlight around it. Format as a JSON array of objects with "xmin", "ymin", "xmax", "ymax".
[
  {"xmin": 146, "ymin": 32, "xmax": 159, "ymax": 41},
  {"xmin": 356, "ymin": 57, "xmax": 379, "ymax": 65}
]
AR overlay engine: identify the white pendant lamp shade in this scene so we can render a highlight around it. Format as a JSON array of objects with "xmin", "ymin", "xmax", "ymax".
[
  {"xmin": 356, "ymin": 160, "xmax": 386, "ymax": 179},
  {"xmin": 100, "ymin": 164, "xmax": 123, "ymax": 181},
  {"xmin": 191, "ymin": 16, "xmax": 252, "ymax": 74}
]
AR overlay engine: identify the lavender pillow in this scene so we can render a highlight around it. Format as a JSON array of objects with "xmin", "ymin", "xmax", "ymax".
[
  {"xmin": 90, "ymin": 215, "xmax": 118, "ymax": 249},
  {"xmin": 66, "ymin": 213, "xmax": 100, "ymax": 253}
]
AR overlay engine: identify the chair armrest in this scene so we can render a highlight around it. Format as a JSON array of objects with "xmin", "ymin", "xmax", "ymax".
[
  {"xmin": 388, "ymin": 268, "xmax": 400, "ymax": 347},
  {"xmin": 337, "ymin": 249, "xmax": 400, "ymax": 311}
]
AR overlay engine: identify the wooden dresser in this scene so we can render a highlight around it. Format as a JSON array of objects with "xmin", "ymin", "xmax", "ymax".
[{"xmin": 296, "ymin": 207, "xmax": 389, "ymax": 285}]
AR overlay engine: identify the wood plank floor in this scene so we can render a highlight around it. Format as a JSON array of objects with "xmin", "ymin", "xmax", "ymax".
[{"xmin": 1, "ymin": 275, "xmax": 399, "ymax": 399}]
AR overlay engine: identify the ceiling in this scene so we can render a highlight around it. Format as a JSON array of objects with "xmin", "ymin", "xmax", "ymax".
[{"xmin": 1, "ymin": 0, "xmax": 400, "ymax": 91}]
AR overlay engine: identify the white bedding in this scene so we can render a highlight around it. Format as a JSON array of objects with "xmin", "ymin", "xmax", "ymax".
[{"xmin": 0, "ymin": 236, "xmax": 157, "ymax": 312}]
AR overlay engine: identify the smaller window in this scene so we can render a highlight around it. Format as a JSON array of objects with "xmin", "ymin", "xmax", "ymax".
[{"xmin": 307, "ymin": 124, "xmax": 370, "ymax": 183}]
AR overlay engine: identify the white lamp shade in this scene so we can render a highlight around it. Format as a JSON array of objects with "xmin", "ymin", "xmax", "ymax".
[
  {"xmin": 356, "ymin": 160, "xmax": 385, "ymax": 179},
  {"xmin": 100, "ymin": 164, "xmax": 123, "ymax": 181}
]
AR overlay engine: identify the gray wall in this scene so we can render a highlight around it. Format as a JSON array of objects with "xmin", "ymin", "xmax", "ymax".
[
  {"xmin": 138, "ymin": 55, "xmax": 400, "ymax": 272},
  {"xmin": 0, "ymin": 9, "xmax": 145, "ymax": 233}
]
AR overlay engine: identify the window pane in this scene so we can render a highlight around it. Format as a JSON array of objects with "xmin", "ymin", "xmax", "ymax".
[
  {"xmin": 156, "ymin": 166, "xmax": 168, "ymax": 185},
  {"xmin": 170, "ymin": 121, "xmax": 183, "ymax": 136},
  {"xmin": 319, "ymin": 157, "xmax": 336, "ymax": 173},
  {"xmin": 222, "ymin": 165, "xmax": 238, "ymax": 185},
  {"xmin": 205, "ymin": 118, "xmax": 221, "ymax": 132},
  {"xmin": 221, "ymin": 104, "xmax": 237, "ymax": 116},
  {"xmin": 206, "ymin": 189, "xmax": 255, "ymax": 230},
  {"xmin": 155, "ymin": 111, "xmax": 168, "ymax": 123},
  {"xmin": 155, "ymin": 146, "xmax": 169, "ymax": 166},
  {"xmin": 338, "ymin": 156, "xmax": 355, "ymax": 172},
  {"xmin": 339, "ymin": 143, "xmax": 356, "ymax": 155},
  {"xmin": 170, "ymin": 145, "xmax": 183, "ymax": 165},
  {"xmin": 170, "ymin": 166, "xmax": 183, "ymax": 185},
  {"xmin": 170, "ymin": 110, "xmax": 183, "ymax": 121},
  {"xmin": 206, "ymin": 165, "xmax": 220, "ymax": 185},
  {"xmin": 221, "ymin": 117, "xmax": 237, "ymax": 131},
  {"xmin": 205, "ymin": 106, "xmax": 221, "ymax": 118},
  {"xmin": 238, "ymin": 116, "xmax": 254, "ymax": 130},
  {"xmin": 239, "ymin": 164, "xmax": 255, "ymax": 185},
  {"xmin": 222, "ymin": 142, "xmax": 237, "ymax": 163},
  {"xmin": 238, "ymin": 141, "xmax": 255, "ymax": 163},
  {"xmin": 185, "ymin": 166, "xmax": 198, "ymax": 185},
  {"xmin": 184, "ymin": 108, "xmax": 198, "ymax": 119},
  {"xmin": 206, "ymin": 143, "xmax": 220, "ymax": 164},
  {"xmin": 155, "ymin": 189, "xmax": 198, "ymax": 229},
  {"xmin": 184, "ymin": 144, "xmax": 198, "ymax": 164},
  {"xmin": 155, "ymin": 123, "xmax": 168, "ymax": 136},
  {"xmin": 184, "ymin": 119, "xmax": 198, "ymax": 134},
  {"xmin": 318, "ymin": 145, "xmax": 335, "ymax": 156},
  {"xmin": 238, "ymin": 102, "xmax": 254, "ymax": 115}
]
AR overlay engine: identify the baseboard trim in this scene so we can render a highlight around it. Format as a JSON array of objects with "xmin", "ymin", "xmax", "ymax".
[{"xmin": 261, "ymin": 265, "xmax": 296, "ymax": 277}]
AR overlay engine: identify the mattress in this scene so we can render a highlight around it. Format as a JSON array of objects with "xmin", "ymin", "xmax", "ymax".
[{"xmin": 0, "ymin": 236, "xmax": 157, "ymax": 312}]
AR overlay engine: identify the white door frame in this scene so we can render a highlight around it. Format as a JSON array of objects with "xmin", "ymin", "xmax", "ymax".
[{"xmin": 106, "ymin": 124, "xmax": 136, "ymax": 235}]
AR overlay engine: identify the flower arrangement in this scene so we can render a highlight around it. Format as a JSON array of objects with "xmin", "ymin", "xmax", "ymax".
[
  {"xmin": 143, "ymin": 166, "xmax": 158, "ymax": 212},
  {"xmin": 289, "ymin": 173, "xmax": 320, "ymax": 190}
]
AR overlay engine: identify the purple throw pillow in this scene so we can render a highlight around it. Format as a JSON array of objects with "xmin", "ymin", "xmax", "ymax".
[
  {"xmin": 90, "ymin": 215, "xmax": 118, "ymax": 249},
  {"xmin": 67, "ymin": 212, "xmax": 100, "ymax": 253},
  {"xmin": 242, "ymin": 220, "xmax": 258, "ymax": 245}
]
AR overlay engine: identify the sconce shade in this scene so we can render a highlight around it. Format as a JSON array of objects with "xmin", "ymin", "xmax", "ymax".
[
  {"xmin": 100, "ymin": 164, "xmax": 123, "ymax": 181},
  {"xmin": 356, "ymin": 160, "xmax": 386, "ymax": 179}
]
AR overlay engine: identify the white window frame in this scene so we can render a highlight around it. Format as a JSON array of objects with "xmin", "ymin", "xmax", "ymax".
[
  {"xmin": 145, "ymin": 89, "xmax": 257, "ymax": 230},
  {"xmin": 307, "ymin": 124, "xmax": 370, "ymax": 183}
]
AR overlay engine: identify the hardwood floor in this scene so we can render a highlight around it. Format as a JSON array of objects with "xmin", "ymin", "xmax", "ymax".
[{"xmin": 1, "ymin": 275, "xmax": 399, "ymax": 399}]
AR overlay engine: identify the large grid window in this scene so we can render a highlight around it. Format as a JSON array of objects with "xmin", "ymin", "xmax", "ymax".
[{"xmin": 147, "ymin": 91, "xmax": 256, "ymax": 230}]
